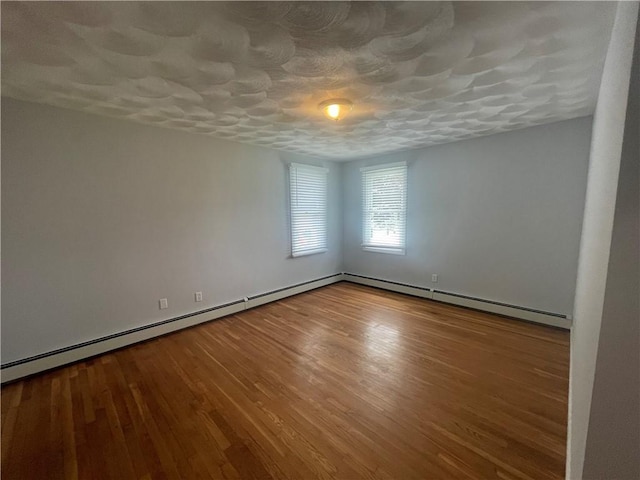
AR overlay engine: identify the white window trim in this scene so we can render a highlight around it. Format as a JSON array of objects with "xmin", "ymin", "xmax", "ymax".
[
  {"xmin": 361, "ymin": 161, "xmax": 407, "ymax": 256},
  {"xmin": 360, "ymin": 161, "xmax": 407, "ymax": 172},
  {"xmin": 289, "ymin": 163, "xmax": 329, "ymax": 258}
]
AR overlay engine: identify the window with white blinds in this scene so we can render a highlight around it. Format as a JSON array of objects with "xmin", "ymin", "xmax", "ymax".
[
  {"xmin": 289, "ymin": 163, "xmax": 328, "ymax": 257},
  {"xmin": 361, "ymin": 162, "xmax": 407, "ymax": 255}
]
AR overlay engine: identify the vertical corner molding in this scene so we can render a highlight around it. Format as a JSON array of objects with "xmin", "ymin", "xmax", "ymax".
[{"xmin": 566, "ymin": 2, "xmax": 639, "ymax": 479}]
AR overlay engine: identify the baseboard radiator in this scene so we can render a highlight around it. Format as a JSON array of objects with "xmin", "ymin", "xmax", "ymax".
[
  {"xmin": 2, "ymin": 272, "xmax": 571, "ymax": 383},
  {"xmin": 342, "ymin": 273, "xmax": 572, "ymax": 330},
  {"xmin": 1, "ymin": 273, "xmax": 343, "ymax": 384}
]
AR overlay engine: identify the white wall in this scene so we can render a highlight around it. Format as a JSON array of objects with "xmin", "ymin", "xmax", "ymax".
[
  {"xmin": 0, "ymin": 100, "xmax": 598, "ymax": 369},
  {"xmin": 1, "ymin": 98, "xmax": 342, "ymax": 365},
  {"xmin": 342, "ymin": 118, "xmax": 592, "ymax": 316},
  {"xmin": 568, "ymin": 2, "xmax": 639, "ymax": 479}
]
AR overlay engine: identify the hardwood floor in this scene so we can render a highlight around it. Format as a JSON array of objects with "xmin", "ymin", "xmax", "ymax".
[{"xmin": 1, "ymin": 282, "xmax": 570, "ymax": 479}]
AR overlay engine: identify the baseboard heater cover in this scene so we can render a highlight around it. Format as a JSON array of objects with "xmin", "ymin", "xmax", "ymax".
[
  {"xmin": 343, "ymin": 273, "xmax": 571, "ymax": 330},
  {"xmin": 1, "ymin": 273, "xmax": 343, "ymax": 384},
  {"xmin": 342, "ymin": 273, "xmax": 434, "ymax": 299}
]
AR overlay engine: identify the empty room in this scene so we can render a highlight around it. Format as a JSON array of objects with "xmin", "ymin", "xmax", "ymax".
[{"xmin": 1, "ymin": 1, "xmax": 638, "ymax": 479}]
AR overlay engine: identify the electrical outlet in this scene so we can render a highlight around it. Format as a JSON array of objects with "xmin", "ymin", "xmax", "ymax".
[
  {"xmin": 195, "ymin": 291, "xmax": 203, "ymax": 302},
  {"xmin": 431, "ymin": 274, "xmax": 438, "ymax": 283},
  {"xmin": 159, "ymin": 298, "xmax": 168, "ymax": 310}
]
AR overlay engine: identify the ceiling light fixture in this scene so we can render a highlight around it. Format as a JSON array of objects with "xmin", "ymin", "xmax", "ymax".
[{"xmin": 319, "ymin": 98, "xmax": 353, "ymax": 121}]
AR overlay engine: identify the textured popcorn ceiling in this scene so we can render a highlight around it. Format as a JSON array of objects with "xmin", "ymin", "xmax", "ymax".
[{"xmin": 1, "ymin": 1, "xmax": 616, "ymax": 160}]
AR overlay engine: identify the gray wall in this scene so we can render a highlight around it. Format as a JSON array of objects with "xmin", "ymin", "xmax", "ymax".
[
  {"xmin": 342, "ymin": 118, "xmax": 592, "ymax": 315},
  {"xmin": 0, "ymin": 100, "xmax": 596, "ymax": 367},
  {"xmin": 1, "ymin": 98, "xmax": 342, "ymax": 365},
  {"xmin": 569, "ymin": 3, "xmax": 639, "ymax": 478}
]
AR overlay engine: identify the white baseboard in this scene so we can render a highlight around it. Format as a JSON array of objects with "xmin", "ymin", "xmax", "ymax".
[
  {"xmin": 247, "ymin": 274, "xmax": 345, "ymax": 309},
  {"xmin": 343, "ymin": 273, "xmax": 434, "ymax": 299},
  {"xmin": 343, "ymin": 273, "xmax": 571, "ymax": 330},
  {"xmin": 431, "ymin": 291, "xmax": 571, "ymax": 329},
  {"xmin": 1, "ymin": 273, "xmax": 569, "ymax": 383},
  {"xmin": 1, "ymin": 273, "xmax": 343, "ymax": 384},
  {"xmin": 0, "ymin": 303, "xmax": 246, "ymax": 384}
]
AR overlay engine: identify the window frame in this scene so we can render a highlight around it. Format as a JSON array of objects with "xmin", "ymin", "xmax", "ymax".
[
  {"xmin": 361, "ymin": 161, "xmax": 408, "ymax": 255},
  {"xmin": 289, "ymin": 162, "xmax": 329, "ymax": 258}
]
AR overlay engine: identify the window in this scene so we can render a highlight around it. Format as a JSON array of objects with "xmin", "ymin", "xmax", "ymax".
[
  {"xmin": 289, "ymin": 163, "xmax": 328, "ymax": 257},
  {"xmin": 361, "ymin": 162, "xmax": 407, "ymax": 255}
]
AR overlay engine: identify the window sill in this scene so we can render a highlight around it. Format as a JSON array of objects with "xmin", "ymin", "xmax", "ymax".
[
  {"xmin": 362, "ymin": 246, "xmax": 405, "ymax": 255},
  {"xmin": 292, "ymin": 248, "xmax": 328, "ymax": 258}
]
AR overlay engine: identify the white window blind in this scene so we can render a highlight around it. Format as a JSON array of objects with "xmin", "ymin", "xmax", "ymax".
[
  {"xmin": 289, "ymin": 163, "xmax": 328, "ymax": 257},
  {"xmin": 361, "ymin": 162, "xmax": 407, "ymax": 255}
]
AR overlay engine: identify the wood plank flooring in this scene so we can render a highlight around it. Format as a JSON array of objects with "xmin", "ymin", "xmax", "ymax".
[{"xmin": 1, "ymin": 282, "xmax": 570, "ymax": 479}]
